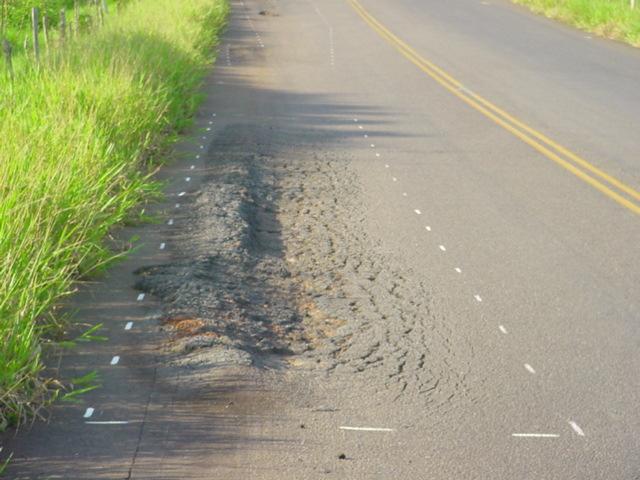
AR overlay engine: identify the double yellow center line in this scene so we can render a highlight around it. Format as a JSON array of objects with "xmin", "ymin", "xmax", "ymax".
[{"xmin": 348, "ymin": 0, "xmax": 640, "ymax": 215}]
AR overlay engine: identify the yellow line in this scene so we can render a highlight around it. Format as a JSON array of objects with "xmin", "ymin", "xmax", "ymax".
[{"xmin": 348, "ymin": 0, "xmax": 640, "ymax": 215}]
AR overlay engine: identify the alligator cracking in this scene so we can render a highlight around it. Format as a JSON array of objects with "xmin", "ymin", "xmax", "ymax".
[{"xmin": 135, "ymin": 122, "xmax": 478, "ymax": 413}]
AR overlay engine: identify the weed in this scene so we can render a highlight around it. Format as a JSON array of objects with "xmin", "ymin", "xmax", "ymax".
[
  {"xmin": 513, "ymin": 0, "xmax": 640, "ymax": 46},
  {"xmin": 0, "ymin": 0, "xmax": 229, "ymax": 428}
]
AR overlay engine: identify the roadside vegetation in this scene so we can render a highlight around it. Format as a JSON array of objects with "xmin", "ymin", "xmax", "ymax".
[
  {"xmin": 0, "ymin": 0, "xmax": 228, "ymax": 432},
  {"xmin": 512, "ymin": 0, "xmax": 640, "ymax": 46}
]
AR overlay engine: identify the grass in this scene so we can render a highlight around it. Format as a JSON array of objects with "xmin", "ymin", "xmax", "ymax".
[
  {"xmin": 0, "ymin": 0, "xmax": 228, "ymax": 431},
  {"xmin": 512, "ymin": 0, "xmax": 640, "ymax": 46}
]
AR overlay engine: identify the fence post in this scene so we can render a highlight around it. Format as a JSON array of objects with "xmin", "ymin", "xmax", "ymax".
[
  {"xmin": 632, "ymin": 0, "xmax": 636, "ymax": 9},
  {"xmin": 95, "ymin": 0, "xmax": 102, "ymax": 26},
  {"xmin": 101, "ymin": 0, "xmax": 109, "ymax": 15},
  {"xmin": 31, "ymin": 7, "xmax": 40, "ymax": 64},
  {"xmin": 74, "ymin": 0, "xmax": 80, "ymax": 37},
  {"xmin": 60, "ymin": 10, "xmax": 67, "ymax": 45},
  {"xmin": 2, "ymin": 39, "xmax": 13, "ymax": 80},
  {"xmin": 42, "ymin": 15, "xmax": 49, "ymax": 50}
]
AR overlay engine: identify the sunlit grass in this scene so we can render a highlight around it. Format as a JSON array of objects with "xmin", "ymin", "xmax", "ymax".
[
  {"xmin": 512, "ymin": 0, "xmax": 640, "ymax": 45},
  {"xmin": 0, "ymin": 0, "xmax": 228, "ymax": 429}
]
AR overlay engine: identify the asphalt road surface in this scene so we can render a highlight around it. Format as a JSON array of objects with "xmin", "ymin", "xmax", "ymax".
[{"xmin": 3, "ymin": 0, "xmax": 640, "ymax": 478}]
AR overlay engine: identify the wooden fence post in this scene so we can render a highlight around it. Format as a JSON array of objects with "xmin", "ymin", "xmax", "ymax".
[
  {"xmin": 74, "ymin": 1, "xmax": 80, "ymax": 37},
  {"xmin": 42, "ymin": 14, "xmax": 49, "ymax": 50},
  {"xmin": 31, "ymin": 7, "xmax": 40, "ymax": 64},
  {"xmin": 95, "ymin": 0, "xmax": 102, "ymax": 26},
  {"xmin": 2, "ymin": 39, "xmax": 12, "ymax": 79},
  {"xmin": 60, "ymin": 10, "xmax": 67, "ymax": 45}
]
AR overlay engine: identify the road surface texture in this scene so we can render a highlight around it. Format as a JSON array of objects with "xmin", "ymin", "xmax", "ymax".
[{"xmin": 3, "ymin": 0, "xmax": 640, "ymax": 478}]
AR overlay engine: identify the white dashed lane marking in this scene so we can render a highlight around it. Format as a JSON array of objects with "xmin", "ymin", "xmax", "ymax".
[
  {"xmin": 110, "ymin": 356, "xmax": 120, "ymax": 366},
  {"xmin": 185, "ymin": 177, "xmax": 191, "ymax": 182},
  {"xmin": 339, "ymin": 426, "xmax": 395, "ymax": 432},
  {"xmin": 168, "ymin": 219, "xmax": 174, "ymax": 226},
  {"xmin": 136, "ymin": 293, "xmax": 145, "ymax": 302},
  {"xmin": 569, "ymin": 421, "xmax": 585, "ymax": 437},
  {"xmin": 346, "ymin": 113, "xmax": 583, "ymax": 447},
  {"xmin": 159, "ymin": 243, "xmax": 166, "ymax": 250},
  {"xmin": 85, "ymin": 421, "xmax": 132, "ymax": 425},
  {"xmin": 175, "ymin": 203, "xmax": 180, "ymax": 209},
  {"xmin": 329, "ymin": 27, "xmax": 335, "ymax": 66},
  {"xmin": 83, "ymin": 408, "xmax": 95, "ymax": 419},
  {"xmin": 178, "ymin": 192, "xmax": 186, "ymax": 197},
  {"xmin": 125, "ymin": 322, "xmax": 133, "ymax": 330}
]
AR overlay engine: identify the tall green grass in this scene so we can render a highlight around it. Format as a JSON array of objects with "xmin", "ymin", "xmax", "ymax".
[
  {"xmin": 0, "ymin": 0, "xmax": 228, "ymax": 429},
  {"xmin": 512, "ymin": 0, "xmax": 640, "ymax": 46}
]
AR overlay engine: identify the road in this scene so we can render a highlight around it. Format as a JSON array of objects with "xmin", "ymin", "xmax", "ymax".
[{"xmin": 3, "ymin": 0, "xmax": 640, "ymax": 478}]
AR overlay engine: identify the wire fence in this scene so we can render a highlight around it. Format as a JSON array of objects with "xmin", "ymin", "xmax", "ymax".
[{"xmin": 1, "ymin": 0, "xmax": 110, "ymax": 77}]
